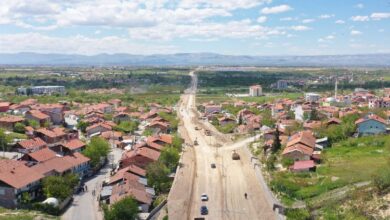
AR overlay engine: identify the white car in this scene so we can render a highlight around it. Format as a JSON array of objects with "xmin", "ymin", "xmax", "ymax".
[{"xmin": 201, "ymin": 193, "xmax": 208, "ymax": 201}]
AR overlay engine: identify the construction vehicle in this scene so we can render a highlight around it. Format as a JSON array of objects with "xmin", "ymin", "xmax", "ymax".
[{"xmin": 232, "ymin": 150, "xmax": 240, "ymax": 160}]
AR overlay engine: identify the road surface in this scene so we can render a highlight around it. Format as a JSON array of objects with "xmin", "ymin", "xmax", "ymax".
[
  {"xmin": 168, "ymin": 70, "xmax": 277, "ymax": 220},
  {"xmin": 61, "ymin": 147, "xmax": 123, "ymax": 220}
]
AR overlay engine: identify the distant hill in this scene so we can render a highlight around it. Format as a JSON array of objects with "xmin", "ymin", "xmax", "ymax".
[{"xmin": 1, "ymin": 52, "xmax": 390, "ymax": 67}]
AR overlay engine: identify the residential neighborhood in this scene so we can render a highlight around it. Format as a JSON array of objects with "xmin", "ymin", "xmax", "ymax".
[{"xmin": 0, "ymin": 95, "xmax": 182, "ymax": 219}]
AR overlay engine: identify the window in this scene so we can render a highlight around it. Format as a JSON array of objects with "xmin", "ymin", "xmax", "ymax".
[{"xmin": 0, "ymin": 189, "xmax": 5, "ymax": 195}]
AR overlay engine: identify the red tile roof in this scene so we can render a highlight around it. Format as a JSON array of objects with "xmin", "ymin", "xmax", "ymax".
[
  {"xmin": 27, "ymin": 110, "xmax": 50, "ymax": 120},
  {"xmin": 355, "ymin": 114, "xmax": 387, "ymax": 125},
  {"xmin": 18, "ymin": 138, "xmax": 47, "ymax": 150},
  {"xmin": 62, "ymin": 139, "xmax": 86, "ymax": 151},
  {"xmin": 26, "ymin": 148, "xmax": 57, "ymax": 162},
  {"xmin": 36, "ymin": 127, "xmax": 66, "ymax": 138},
  {"xmin": 292, "ymin": 160, "xmax": 315, "ymax": 170},
  {"xmin": 0, "ymin": 160, "xmax": 44, "ymax": 189},
  {"xmin": 0, "ymin": 115, "xmax": 24, "ymax": 123},
  {"xmin": 32, "ymin": 152, "xmax": 89, "ymax": 175},
  {"xmin": 286, "ymin": 131, "xmax": 316, "ymax": 149}
]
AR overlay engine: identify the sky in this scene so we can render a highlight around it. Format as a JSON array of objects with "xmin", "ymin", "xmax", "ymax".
[{"xmin": 0, "ymin": 0, "xmax": 390, "ymax": 56}]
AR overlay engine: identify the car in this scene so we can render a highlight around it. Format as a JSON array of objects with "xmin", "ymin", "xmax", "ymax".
[
  {"xmin": 200, "ymin": 206, "xmax": 208, "ymax": 215},
  {"xmin": 201, "ymin": 193, "xmax": 208, "ymax": 201},
  {"xmin": 210, "ymin": 163, "xmax": 216, "ymax": 169}
]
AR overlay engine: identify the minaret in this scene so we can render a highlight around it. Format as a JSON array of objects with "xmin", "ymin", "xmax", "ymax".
[{"xmin": 334, "ymin": 78, "xmax": 338, "ymax": 101}]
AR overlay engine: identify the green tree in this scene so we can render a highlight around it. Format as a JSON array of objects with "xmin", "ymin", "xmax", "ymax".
[
  {"xmin": 0, "ymin": 129, "xmax": 11, "ymax": 152},
  {"xmin": 159, "ymin": 147, "xmax": 180, "ymax": 171},
  {"xmin": 146, "ymin": 161, "xmax": 171, "ymax": 193},
  {"xmin": 143, "ymin": 128, "xmax": 153, "ymax": 137},
  {"xmin": 114, "ymin": 121, "xmax": 139, "ymax": 134},
  {"xmin": 103, "ymin": 196, "xmax": 139, "ymax": 220},
  {"xmin": 83, "ymin": 136, "xmax": 110, "ymax": 169},
  {"xmin": 272, "ymin": 127, "xmax": 281, "ymax": 153},
  {"xmin": 77, "ymin": 121, "xmax": 90, "ymax": 133},
  {"xmin": 42, "ymin": 174, "xmax": 79, "ymax": 201},
  {"xmin": 171, "ymin": 134, "xmax": 183, "ymax": 151},
  {"xmin": 27, "ymin": 120, "xmax": 39, "ymax": 129},
  {"xmin": 13, "ymin": 122, "xmax": 26, "ymax": 134},
  {"xmin": 309, "ymin": 108, "xmax": 319, "ymax": 121}
]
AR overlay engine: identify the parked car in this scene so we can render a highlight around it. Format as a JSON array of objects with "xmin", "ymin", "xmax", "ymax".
[
  {"xmin": 210, "ymin": 163, "xmax": 216, "ymax": 169},
  {"xmin": 200, "ymin": 206, "xmax": 208, "ymax": 215},
  {"xmin": 201, "ymin": 193, "xmax": 208, "ymax": 201}
]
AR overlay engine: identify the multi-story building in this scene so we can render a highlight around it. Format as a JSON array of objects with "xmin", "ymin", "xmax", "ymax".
[
  {"xmin": 17, "ymin": 86, "xmax": 66, "ymax": 96},
  {"xmin": 305, "ymin": 93, "xmax": 321, "ymax": 102},
  {"xmin": 249, "ymin": 85, "xmax": 262, "ymax": 97},
  {"xmin": 277, "ymin": 80, "xmax": 288, "ymax": 89}
]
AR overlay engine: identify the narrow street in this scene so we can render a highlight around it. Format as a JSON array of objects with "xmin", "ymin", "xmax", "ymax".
[
  {"xmin": 168, "ymin": 71, "xmax": 277, "ymax": 220},
  {"xmin": 61, "ymin": 147, "xmax": 123, "ymax": 220}
]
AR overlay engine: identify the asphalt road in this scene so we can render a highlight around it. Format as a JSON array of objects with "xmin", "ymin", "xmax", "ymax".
[
  {"xmin": 168, "ymin": 71, "xmax": 277, "ymax": 220},
  {"xmin": 61, "ymin": 147, "xmax": 123, "ymax": 220}
]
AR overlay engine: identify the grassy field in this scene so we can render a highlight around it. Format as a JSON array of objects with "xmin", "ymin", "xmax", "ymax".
[
  {"xmin": 271, "ymin": 135, "xmax": 390, "ymax": 206},
  {"xmin": 0, "ymin": 207, "xmax": 59, "ymax": 220},
  {"xmin": 241, "ymin": 93, "xmax": 302, "ymax": 103}
]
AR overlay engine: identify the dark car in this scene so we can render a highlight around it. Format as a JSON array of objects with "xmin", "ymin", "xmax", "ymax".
[
  {"xmin": 200, "ymin": 206, "xmax": 208, "ymax": 215},
  {"xmin": 210, "ymin": 163, "xmax": 216, "ymax": 168}
]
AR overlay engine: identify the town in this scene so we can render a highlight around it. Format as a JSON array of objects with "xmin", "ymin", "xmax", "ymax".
[{"xmin": 0, "ymin": 66, "xmax": 389, "ymax": 220}]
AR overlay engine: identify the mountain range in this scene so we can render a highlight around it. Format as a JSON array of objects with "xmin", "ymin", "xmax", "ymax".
[{"xmin": 0, "ymin": 52, "xmax": 390, "ymax": 67}]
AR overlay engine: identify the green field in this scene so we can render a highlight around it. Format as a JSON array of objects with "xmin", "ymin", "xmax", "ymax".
[{"xmin": 271, "ymin": 135, "xmax": 390, "ymax": 207}]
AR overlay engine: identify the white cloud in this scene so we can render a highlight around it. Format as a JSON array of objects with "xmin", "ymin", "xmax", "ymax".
[
  {"xmin": 318, "ymin": 35, "xmax": 335, "ymax": 42},
  {"xmin": 370, "ymin": 12, "xmax": 390, "ymax": 20},
  {"xmin": 318, "ymin": 14, "xmax": 334, "ymax": 19},
  {"xmin": 355, "ymin": 3, "xmax": 364, "ymax": 9},
  {"xmin": 261, "ymin": 4, "xmax": 292, "ymax": 14},
  {"xmin": 257, "ymin": 16, "xmax": 267, "ymax": 23},
  {"xmin": 302, "ymin": 19, "xmax": 315, "ymax": 23},
  {"xmin": 351, "ymin": 15, "xmax": 369, "ymax": 21},
  {"xmin": 335, "ymin": 20, "xmax": 345, "ymax": 24},
  {"xmin": 379, "ymin": 29, "xmax": 385, "ymax": 32},
  {"xmin": 0, "ymin": 32, "xmax": 177, "ymax": 55},
  {"xmin": 280, "ymin": 17, "xmax": 293, "ymax": 21},
  {"xmin": 350, "ymin": 30, "xmax": 362, "ymax": 35},
  {"xmin": 290, "ymin": 25, "xmax": 310, "ymax": 31}
]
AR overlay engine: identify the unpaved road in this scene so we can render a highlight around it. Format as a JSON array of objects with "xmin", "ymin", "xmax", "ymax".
[{"xmin": 168, "ymin": 71, "xmax": 276, "ymax": 220}]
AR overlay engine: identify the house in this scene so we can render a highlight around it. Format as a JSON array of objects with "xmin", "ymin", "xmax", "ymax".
[
  {"xmin": 113, "ymin": 112, "xmax": 131, "ymax": 123},
  {"xmin": 9, "ymin": 104, "xmax": 31, "ymax": 115},
  {"xmin": 290, "ymin": 160, "xmax": 316, "ymax": 172},
  {"xmin": 21, "ymin": 148, "xmax": 57, "ymax": 163},
  {"xmin": 249, "ymin": 85, "xmax": 262, "ymax": 97},
  {"xmin": 35, "ymin": 127, "xmax": 67, "ymax": 145},
  {"xmin": 0, "ymin": 160, "xmax": 44, "ymax": 208},
  {"xmin": 36, "ymin": 104, "xmax": 65, "ymax": 125},
  {"xmin": 145, "ymin": 121, "xmax": 170, "ymax": 134},
  {"xmin": 282, "ymin": 131, "xmax": 316, "ymax": 161},
  {"xmin": 120, "ymin": 147, "xmax": 160, "ymax": 169},
  {"xmin": 355, "ymin": 114, "xmax": 387, "ymax": 136},
  {"xmin": 0, "ymin": 115, "xmax": 24, "ymax": 130},
  {"xmin": 55, "ymin": 139, "xmax": 86, "ymax": 155},
  {"xmin": 204, "ymin": 104, "xmax": 222, "ymax": 115},
  {"xmin": 326, "ymin": 118, "xmax": 341, "ymax": 127},
  {"xmin": 108, "ymin": 99, "xmax": 122, "ymax": 108},
  {"xmin": 108, "ymin": 173, "xmax": 152, "ymax": 212},
  {"xmin": 218, "ymin": 117, "xmax": 236, "ymax": 126},
  {"xmin": 32, "ymin": 152, "xmax": 90, "ymax": 178},
  {"xmin": 303, "ymin": 120, "xmax": 322, "ymax": 131},
  {"xmin": 107, "ymin": 165, "xmax": 147, "ymax": 185},
  {"xmin": 86, "ymin": 122, "xmax": 113, "ymax": 137},
  {"xmin": 0, "ymin": 102, "xmax": 11, "ymax": 112},
  {"xmin": 305, "ymin": 93, "xmax": 321, "ymax": 102},
  {"xmin": 139, "ymin": 110, "xmax": 159, "ymax": 121},
  {"xmin": 16, "ymin": 137, "xmax": 47, "ymax": 153},
  {"xmin": 25, "ymin": 110, "xmax": 51, "ymax": 126},
  {"xmin": 368, "ymin": 97, "xmax": 390, "ymax": 109}
]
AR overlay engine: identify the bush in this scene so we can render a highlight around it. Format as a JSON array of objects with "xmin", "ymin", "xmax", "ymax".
[
  {"xmin": 373, "ymin": 166, "xmax": 390, "ymax": 194},
  {"xmin": 285, "ymin": 208, "xmax": 311, "ymax": 220},
  {"xmin": 32, "ymin": 203, "xmax": 61, "ymax": 216}
]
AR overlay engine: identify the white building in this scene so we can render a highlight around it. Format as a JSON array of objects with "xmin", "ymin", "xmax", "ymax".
[
  {"xmin": 17, "ymin": 86, "xmax": 66, "ymax": 96},
  {"xmin": 249, "ymin": 85, "xmax": 262, "ymax": 97},
  {"xmin": 305, "ymin": 93, "xmax": 321, "ymax": 102},
  {"xmin": 277, "ymin": 80, "xmax": 288, "ymax": 89}
]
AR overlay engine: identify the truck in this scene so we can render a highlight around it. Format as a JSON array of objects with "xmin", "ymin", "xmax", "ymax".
[{"xmin": 232, "ymin": 150, "xmax": 240, "ymax": 160}]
